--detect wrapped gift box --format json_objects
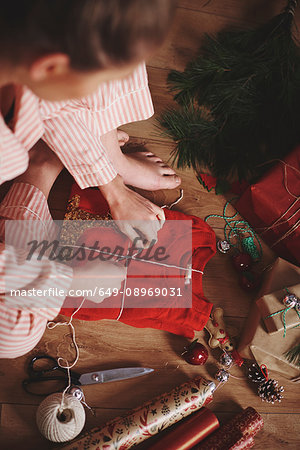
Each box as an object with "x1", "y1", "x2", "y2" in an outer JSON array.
[
  {"x1": 257, "y1": 285, "x2": 300, "y2": 335},
  {"x1": 238, "y1": 258, "x2": 300, "y2": 381},
  {"x1": 235, "y1": 146, "x2": 300, "y2": 265}
]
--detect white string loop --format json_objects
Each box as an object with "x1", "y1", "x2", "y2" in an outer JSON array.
[{"x1": 47, "y1": 297, "x2": 86, "y2": 410}]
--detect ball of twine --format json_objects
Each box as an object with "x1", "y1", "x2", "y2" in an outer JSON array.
[{"x1": 36, "y1": 393, "x2": 85, "y2": 443}]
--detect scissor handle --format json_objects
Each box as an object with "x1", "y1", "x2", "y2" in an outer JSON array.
[
  {"x1": 24, "y1": 355, "x2": 81, "y2": 396},
  {"x1": 22, "y1": 375, "x2": 69, "y2": 396},
  {"x1": 28, "y1": 355, "x2": 63, "y2": 376}
]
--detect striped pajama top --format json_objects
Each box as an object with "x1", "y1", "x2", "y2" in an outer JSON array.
[{"x1": 0, "y1": 62, "x2": 154, "y2": 312}]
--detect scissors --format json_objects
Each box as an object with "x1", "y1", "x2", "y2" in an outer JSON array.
[{"x1": 22, "y1": 355, "x2": 154, "y2": 396}]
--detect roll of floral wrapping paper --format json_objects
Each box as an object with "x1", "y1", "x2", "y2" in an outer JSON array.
[
  {"x1": 196, "y1": 407, "x2": 263, "y2": 450},
  {"x1": 61, "y1": 377, "x2": 215, "y2": 450},
  {"x1": 149, "y1": 407, "x2": 219, "y2": 450},
  {"x1": 231, "y1": 407, "x2": 263, "y2": 436},
  {"x1": 231, "y1": 434, "x2": 255, "y2": 450}
]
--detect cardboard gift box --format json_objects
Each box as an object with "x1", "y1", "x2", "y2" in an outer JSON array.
[
  {"x1": 257, "y1": 285, "x2": 300, "y2": 335},
  {"x1": 235, "y1": 146, "x2": 300, "y2": 265},
  {"x1": 238, "y1": 258, "x2": 300, "y2": 381}
]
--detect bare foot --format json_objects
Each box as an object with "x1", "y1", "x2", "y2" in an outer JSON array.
[
  {"x1": 102, "y1": 130, "x2": 181, "y2": 190},
  {"x1": 118, "y1": 151, "x2": 181, "y2": 190},
  {"x1": 15, "y1": 139, "x2": 63, "y2": 199}
]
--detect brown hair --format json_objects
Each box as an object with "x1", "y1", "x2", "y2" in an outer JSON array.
[{"x1": 0, "y1": 0, "x2": 177, "y2": 70}]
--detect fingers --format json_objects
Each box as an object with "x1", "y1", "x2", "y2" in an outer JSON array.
[
  {"x1": 118, "y1": 222, "x2": 141, "y2": 244},
  {"x1": 136, "y1": 203, "x2": 164, "y2": 246},
  {"x1": 138, "y1": 221, "x2": 159, "y2": 248},
  {"x1": 156, "y1": 208, "x2": 166, "y2": 228},
  {"x1": 118, "y1": 209, "x2": 163, "y2": 248},
  {"x1": 109, "y1": 186, "x2": 166, "y2": 247}
]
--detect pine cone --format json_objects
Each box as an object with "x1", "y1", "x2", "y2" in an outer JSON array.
[
  {"x1": 247, "y1": 363, "x2": 266, "y2": 383},
  {"x1": 258, "y1": 379, "x2": 284, "y2": 404}
]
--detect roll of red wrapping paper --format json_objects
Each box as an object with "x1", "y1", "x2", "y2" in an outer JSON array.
[
  {"x1": 60, "y1": 377, "x2": 215, "y2": 450},
  {"x1": 196, "y1": 407, "x2": 263, "y2": 450},
  {"x1": 149, "y1": 407, "x2": 219, "y2": 450}
]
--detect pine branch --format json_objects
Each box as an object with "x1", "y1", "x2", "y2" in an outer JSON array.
[
  {"x1": 158, "y1": 106, "x2": 218, "y2": 170},
  {"x1": 159, "y1": 0, "x2": 300, "y2": 183},
  {"x1": 284, "y1": 343, "x2": 300, "y2": 367}
]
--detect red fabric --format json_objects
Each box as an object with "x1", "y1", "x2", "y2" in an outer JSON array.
[
  {"x1": 70, "y1": 184, "x2": 110, "y2": 215},
  {"x1": 198, "y1": 173, "x2": 249, "y2": 195},
  {"x1": 235, "y1": 147, "x2": 300, "y2": 265},
  {"x1": 60, "y1": 185, "x2": 216, "y2": 338},
  {"x1": 198, "y1": 174, "x2": 217, "y2": 192}
]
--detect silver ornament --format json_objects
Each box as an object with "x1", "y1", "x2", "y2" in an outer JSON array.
[
  {"x1": 282, "y1": 294, "x2": 298, "y2": 308},
  {"x1": 67, "y1": 385, "x2": 84, "y2": 401},
  {"x1": 219, "y1": 352, "x2": 233, "y2": 367},
  {"x1": 215, "y1": 368, "x2": 230, "y2": 383},
  {"x1": 217, "y1": 240, "x2": 231, "y2": 254},
  {"x1": 207, "y1": 381, "x2": 217, "y2": 393}
]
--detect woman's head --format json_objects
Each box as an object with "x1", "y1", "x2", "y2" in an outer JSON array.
[{"x1": 0, "y1": 0, "x2": 177, "y2": 100}]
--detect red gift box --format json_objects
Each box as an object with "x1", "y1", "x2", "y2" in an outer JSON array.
[{"x1": 235, "y1": 147, "x2": 300, "y2": 265}]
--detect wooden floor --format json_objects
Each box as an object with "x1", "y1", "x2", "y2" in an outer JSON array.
[{"x1": 1, "y1": 1, "x2": 300, "y2": 449}]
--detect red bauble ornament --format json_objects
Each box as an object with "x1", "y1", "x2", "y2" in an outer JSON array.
[
  {"x1": 239, "y1": 271, "x2": 260, "y2": 291},
  {"x1": 183, "y1": 340, "x2": 209, "y2": 365},
  {"x1": 232, "y1": 252, "x2": 252, "y2": 272}
]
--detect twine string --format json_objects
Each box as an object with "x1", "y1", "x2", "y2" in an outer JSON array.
[
  {"x1": 228, "y1": 372, "x2": 247, "y2": 381},
  {"x1": 45, "y1": 240, "x2": 201, "y2": 409},
  {"x1": 11, "y1": 188, "x2": 197, "y2": 410},
  {"x1": 47, "y1": 297, "x2": 86, "y2": 410},
  {"x1": 264, "y1": 305, "x2": 300, "y2": 338},
  {"x1": 205, "y1": 200, "x2": 263, "y2": 260},
  {"x1": 281, "y1": 158, "x2": 299, "y2": 198},
  {"x1": 67, "y1": 244, "x2": 203, "y2": 324},
  {"x1": 115, "y1": 263, "x2": 128, "y2": 321},
  {"x1": 70, "y1": 243, "x2": 204, "y2": 274},
  {"x1": 258, "y1": 200, "x2": 299, "y2": 235},
  {"x1": 270, "y1": 218, "x2": 300, "y2": 248},
  {"x1": 161, "y1": 189, "x2": 184, "y2": 209},
  {"x1": 255, "y1": 158, "x2": 300, "y2": 237}
]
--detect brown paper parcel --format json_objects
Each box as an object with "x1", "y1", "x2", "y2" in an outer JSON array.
[
  {"x1": 238, "y1": 258, "x2": 300, "y2": 381},
  {"x1": 257, "y1": 285, "x2": 300, "y2": 335},
  {"x1": 261, "y1": 258, "x2": 300, "y2": 293}
]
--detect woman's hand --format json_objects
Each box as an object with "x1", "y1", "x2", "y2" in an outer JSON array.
[
  {"x1": 99, "y1": 175, "x2": 165, "y2": 247},
  {"x1": 69, "y1": 259, "x2": 126, "y2": 303}
]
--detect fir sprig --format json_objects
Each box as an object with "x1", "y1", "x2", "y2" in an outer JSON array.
[
  {"x1": 284, "y1": 343, "x2": 300, "y2": 367},
  {"x1": 159, "y1": 0, "x2": 300, "y2": 185}
]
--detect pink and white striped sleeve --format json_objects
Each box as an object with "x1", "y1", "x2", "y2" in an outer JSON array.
[
  {"x1": 40, "y1": 63, "x2": 154, "y2": 188},
  {"x1": 0, "y1": 86, "x2": 45, "y2": 185},
  {"x1": 0, "y1": 183, "x2": 73, "y2": 320}
]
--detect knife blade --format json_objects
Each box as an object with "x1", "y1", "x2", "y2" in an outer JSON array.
[{"x1": 79, "y1": 367, "x2": 154, "y2": 385}]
